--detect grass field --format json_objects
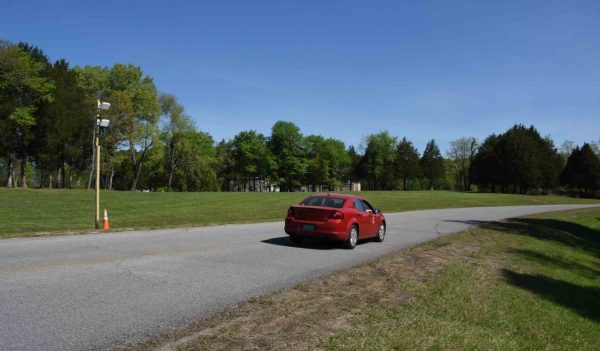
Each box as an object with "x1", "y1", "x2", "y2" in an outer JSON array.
[
  {"x1": 126, "y1": 207, "x2": 600, "y2": 351},
  {"x1": 0, "y1": 188, "x2": 599, "y2": 238}
]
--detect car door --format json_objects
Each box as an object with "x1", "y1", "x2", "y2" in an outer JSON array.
[
  {"x1": 352, "y1": 200, "x2": 371, "y2": 238},
  {"x1": 361, "y1": 200, "x2": 378, "y2": 236}
]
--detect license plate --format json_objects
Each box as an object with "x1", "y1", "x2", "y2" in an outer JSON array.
[{"x1": 302, "y1": 224, "x2": 315, "y2": 231}]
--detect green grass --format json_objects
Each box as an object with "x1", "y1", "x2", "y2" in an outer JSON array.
[
  {"x1": 0, "y1": 188, "x2": 598, "y2": 238},
  {"x1": 323, "y1": 208, "x2": 600, "y2": 350}
]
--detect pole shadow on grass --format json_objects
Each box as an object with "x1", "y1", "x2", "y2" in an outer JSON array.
[
  {"x1": 485, "y1": 218, "x2": 600, "y2": 257},
  {"x1": 507, "y1": 249, "x2": 600, "y2": 279},
  {"x1": 502, "y1": 269, "x2": 600, "y2": 323}
]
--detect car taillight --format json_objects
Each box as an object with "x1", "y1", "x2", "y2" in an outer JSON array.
[
  {"x1": 287, "y1": 207, "x2": 295, "y2": 218},
  {"x1": 331, "y1": 210, "x2": 344, "y2": 220}
]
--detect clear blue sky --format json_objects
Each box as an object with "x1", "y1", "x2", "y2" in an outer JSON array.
[{"x1": 2, "y1": 0, "x2": 599, "y2": 152}]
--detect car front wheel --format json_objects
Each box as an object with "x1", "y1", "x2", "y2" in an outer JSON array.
[{"x1": 345, "y1": 225, "x2": 358, "y2": 249}]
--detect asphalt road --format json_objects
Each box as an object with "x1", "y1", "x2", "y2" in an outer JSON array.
[{"x1": 0, "y1": 204, "x2": 597, "y2": 351}]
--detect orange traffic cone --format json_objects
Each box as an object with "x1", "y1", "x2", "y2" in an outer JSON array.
[{"x1": 102, "y1": 208, "x2": 110, "y2": 230}]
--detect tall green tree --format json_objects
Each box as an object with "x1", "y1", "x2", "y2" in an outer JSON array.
[
  {"x1": 361, "y1": 131, "x2": 396, "y2": 190},
  {"x1": 172, "y1": 130, "x2": 219, "y2": 191},
  {"x1": 230, "y1": 130, "x2": 276, "y2": 191},
  {"x1": 0, "y1": 44, "x2": 53, "y2": 187},
  {"x1": 268, "y1": 121, "x2": 307, "y2": 191},
  {"x1": 322, "y1": 138, "x2": 351, "y2": 189},
  {"x1": 470, "y1": 125, "x2": 562, "y2": 194},
  {"x1": 420, "y1": 139, "x2": 444, "y2": 190},
  {"x1": 470, "y1": 134, "x2": 501, "y2": 192},
  {"x1": 34, "y1": 59, "x2": 95, "y2": 188},
  {"x1": 110, "y1": 65, "x2": 160, "y2": 191},
  {"x1": 539, "y1": 136, "x2": 564, "y2": 194},
  {"x1": 303, "y1": 136, "x2": 349, "y2": 190},
  {"x1": 346, "y1": 145, "x2": 362, "y2": 182},
  {"x1": 304, "y1": 135, "x2": 329, "y2": 190},
  {"x1": 560, "y1": 143, "x2": 600, "y2": 198},
  {"x1": 75, "y1": 64, "x2": 161, "y2": 190},
  {"x1": 394, "y1": 137, "x2": 421, "y2": 190},
  {"x1": 447, "y1": 137, "x2": 477, "y2": 191},
  {"x1": 158, "y1": 93, "x2": 195, "y2": 190}
]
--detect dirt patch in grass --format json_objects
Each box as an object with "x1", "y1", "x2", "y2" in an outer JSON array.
[{"x1": 122, "y1": 235, "x2": 487, "y2": 351}]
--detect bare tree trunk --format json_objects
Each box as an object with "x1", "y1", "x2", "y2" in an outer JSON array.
[
  {"x1": 57, "y1": 166, "x2": 63, "y2": 188},
  {"x1": 168, "y1": 148, "x2": 177, "y2": 191},
  {"x1": 131, "y1": 155, "x2": 145, "y2": 191},
  {"x1": 168, "y1": 169, "x2": 174, "y2": 190},
  {"x1": 108, "y1": 164, "x2": 114, "y2": 190},
  {"x1": 130, "y1": 143, "x2": 152, "y2": 191},
  {"x1": 5, "y1": 158, "x2": 14, "y2": 188},
  {"x1": 20, "y1": 158, "x2": 27, "y2": 189},
  {"x1": 12, "y1": 170, "x2": 18, "y2": 187},
  {"x1": 48, "y1": 173, "x2": 53, "y2": 189}
]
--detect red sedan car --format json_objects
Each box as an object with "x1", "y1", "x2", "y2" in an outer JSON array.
[{"x1": 284, "y1": 194, "x2": 386, "y2": 249}]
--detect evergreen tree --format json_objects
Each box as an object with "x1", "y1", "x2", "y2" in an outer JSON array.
[
  {"x1": 420, "y1": 139, "x2": 444, "y2": 190},
  {"x1": 34, "y1": 59, "x2": 95, "y2": 188},
  {"x1": 560, "y1": 143, "x2": 600, "y2": 197},
  {"x1": 470, "y1": 125, "x2": 562, "y2": 194},
  {"x1": 394, "y1": 137, "x2": 421, "y2": 190}
]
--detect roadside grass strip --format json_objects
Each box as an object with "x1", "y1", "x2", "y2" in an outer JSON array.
[
  {"x1": 1, "y1": 188, "x2": 598, "y2": 238},
  {"x1": 123, "y1": 208, "x2": 600, "y2": 351}
]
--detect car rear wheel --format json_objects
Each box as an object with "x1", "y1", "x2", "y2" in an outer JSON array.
[
  {"x1": 289, "y1": 234, "x2": 304, "y2": 245},
  {"x1": 345, "y1": 225, "x2": 358, "y2": 249},
  {"x1": 375, "y1": 223, "x2": 386, "y2": 242}
]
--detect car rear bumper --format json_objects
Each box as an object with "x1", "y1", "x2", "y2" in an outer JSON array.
[{"x1": 284, "y1": 217, "x2": 348, "y2": 241}]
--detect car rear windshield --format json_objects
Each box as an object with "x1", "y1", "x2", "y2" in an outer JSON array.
[{"x1": 301, "y1": 196, "x2": 346, "y2": 208}]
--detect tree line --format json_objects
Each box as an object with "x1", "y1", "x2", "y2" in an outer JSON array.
[{"x1": 1, "y1": 42, "x2": 599, "y2": 197}]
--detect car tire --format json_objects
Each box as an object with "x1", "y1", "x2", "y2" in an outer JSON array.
[
  {"x1": 289, "y1": 234, "x2": 304, "y2": 245},
  {"x1": 345, "y1": 225, "x2": 358, "y2": 249},
  {"x1": 374, "y1": 222, "x2": 386, "y2": 242}
]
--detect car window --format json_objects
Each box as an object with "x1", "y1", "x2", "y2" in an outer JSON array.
[
  {"x1": 353, "y1": 200, "x2": 365, "y2": 212},
  {"x1": 362, "y1": 200, "x2": 374, "y2": 212},
  {"x1": 301, "y1": 196, "x2": 345, "y2": 208}
]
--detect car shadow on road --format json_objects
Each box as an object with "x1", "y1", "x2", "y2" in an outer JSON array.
[{"x1": 261, "y1": 236, "x2": 340, "y2": 250}]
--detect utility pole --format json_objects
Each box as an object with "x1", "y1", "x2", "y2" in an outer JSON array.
[{"x1": 95, "y1": 100, "x2": 111, "y2": 229}]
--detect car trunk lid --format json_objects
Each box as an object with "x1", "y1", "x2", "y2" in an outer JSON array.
[{"x1": 291, "y1": 206, "x2": 336, "y2": 222}]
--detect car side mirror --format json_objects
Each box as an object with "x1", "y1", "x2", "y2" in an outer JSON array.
[{"x1": 374, "y1": 208, "x2": 381, "y2": 214}]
